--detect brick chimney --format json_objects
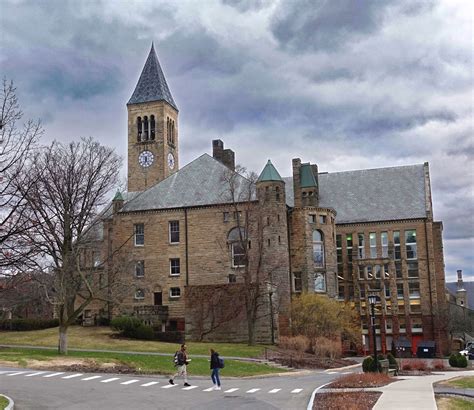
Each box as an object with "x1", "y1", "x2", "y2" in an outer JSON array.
[
  {"x1": 457, "y1": 269, "x2": 464, "y2": 288},
  {"x1": 212, "y1": 139, "x2": 235, "y2": 170}
]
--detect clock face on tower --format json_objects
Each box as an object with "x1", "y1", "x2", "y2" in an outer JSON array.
[
  {"x1": 167, "y1": 152, "x2": 175, "y2": 170},
  {"x1": 138, "y1": 150, "x2": 154, "y2": 168}
]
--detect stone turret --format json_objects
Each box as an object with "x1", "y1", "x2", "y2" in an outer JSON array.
[{"x1": 456, "y1": 269, "x2": 468, "y2": 308}]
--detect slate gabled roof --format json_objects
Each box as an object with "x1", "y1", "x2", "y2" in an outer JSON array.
[
  {"x1": 128, "y1": 44, "x2": 178, "y2": 110},
  {"x1": 258, "y1": 160, "x2": 283, "y2": 182},
  {"x1": 284, "y1": 164, "x2": 428, "y2": 224},
  {"x1": 122, "y1": 154, "x2": 254, "y2": 212}
]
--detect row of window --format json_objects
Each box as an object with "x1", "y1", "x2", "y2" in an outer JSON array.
[
  {"x1": 337, "y1": 230, "x2": 417, "y2": 264},
  {"x1": 134, "y1": 221, "x2": 179, "y2": 246},
  {"x1": 293, "y1": 271, "x2": 326, "y2": 293},
  {"x1": 308, "y1": 214, "x2": 327, "y2": 224},
  {"x1": 135, "y1": 288, "x2": 180, "y2": 300},
  {"x1": 135, "y1": 258, "x2": 181, "y2": 277},
  {"x1": 136, "y1": 116, "x2": 156, "y2": 142}
]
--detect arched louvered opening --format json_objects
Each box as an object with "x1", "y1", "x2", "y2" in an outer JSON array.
[
  {"x1": 143, "y1": 116, "x2": 149, "y2": 140},
  {"x1": 150, "y1": 115, "x2": 155, "y2": 140},
  {"x1": 137, "y1": 117, "x2": 142, "y2": 142}
]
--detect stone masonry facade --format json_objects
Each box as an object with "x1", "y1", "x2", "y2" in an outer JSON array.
[{"x1": 82, "y1": 45, "x2": 449, "y2": 351}]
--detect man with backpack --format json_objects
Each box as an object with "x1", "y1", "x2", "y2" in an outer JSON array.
[
  {"x1": 169, "y1": 344, "x2": 191, "y2": 386},
  {"x1": 210, "y1": 348, "x2": 224, "y2": 390}
]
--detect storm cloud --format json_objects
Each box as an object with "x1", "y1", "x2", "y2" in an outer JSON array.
[{"x1": 0, "y1": 0, "x2": 472, "y2": 282}]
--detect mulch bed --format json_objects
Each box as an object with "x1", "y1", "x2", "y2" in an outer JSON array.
[
  {"x1": 264, "y1": 348, "x2": 357, "y2": 369},
  {"x1": 325, "y1": 372, "x2": 394, "y2": 389},
  {"x1": 313, "y1": 392, "x2": 382, "y2": 410}
]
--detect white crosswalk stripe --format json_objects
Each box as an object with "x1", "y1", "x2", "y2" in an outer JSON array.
[
  {"x1": 182, "y1": 385, "x2": 198, "y2": 390},
  {"x1": 26, "y1": 371, "x2": 47, "y2": 377},
  {"x1": 291, "y1": 388, "x2": 303, "y2": 393},
  {"x1": 62, "y1": 373, "x2": 83, "y2": 379},
  {"x1": 326, "y1": 371, "x2": 338, "y2": 374},
  {"x1": 101, "y1": 377, "x2": 120, "y2": 383},
  {"x1": 7, "y1": 371, "x2": 27, "y2": 376},
  {"x1": 224, "y1": 388, "x2": 239, "y2": 393},
  {"x1": 202, "y1": 387, "x2": 215, "y2": 392},
  {"x1": 246, "y1": 388, "x2": 260, "y2": 393},
  {"x1": 141, "y1": 381, "x2": 159, "y2": 387},
  {"x1": 121, "y1": 379, "x2": 139, "y2": 385},
  {"x1": 161, "y1": 384, "x2": 177, "y2": 389},
  {"x1": 82, "y1": 376, "x2": 102, "y2": 381},
  {"x1": 0, "y1": 371, "x2": 11, "y2": 375},
  {"x1": 268, "y1": 388, "x2": 281, "y2": 394},
  {"x1": 44, "y1": 372, "x2": 64, "y2": 378}
]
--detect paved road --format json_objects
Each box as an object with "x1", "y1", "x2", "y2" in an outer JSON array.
[{"x1": 0, "y1": 365, "x2": 359, "y2": 410}]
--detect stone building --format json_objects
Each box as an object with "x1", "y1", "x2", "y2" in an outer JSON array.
[{"x1": 87, "y1": 45, "x2": 449, "y2": 351}]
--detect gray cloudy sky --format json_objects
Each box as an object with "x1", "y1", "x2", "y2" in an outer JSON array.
[{"x1": 1, "y1": 0, "x2": 472, "y2": 282}]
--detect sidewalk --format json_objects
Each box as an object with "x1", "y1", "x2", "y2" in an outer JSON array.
[{"x1": 373, "y1": 370, "x2": 474, "y2": 410}]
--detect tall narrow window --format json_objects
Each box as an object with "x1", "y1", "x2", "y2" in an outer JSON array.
[
  {"x1": 231, "y1": 242, "x2": 246, "y2": 268},
  {"x1": 405, "y1": 230, "x2": 417, "y2": 260},
  {"x1": 374, "y1": 264, "x2": 381, "y2": 279},
  {"x1": 336, "y1": 235, "x2": 343, "y2": 275},
  {"x1": 137, "y1": 117, "x2": 142, "y2": 142},
  {"x1": 397, "y1": 283, "x2": 404, "y2": 299},
  {"x1": 275, "y1": 186, "x2": 280, "y2": 201},
  {"x1": 134, "y1": 224, "x2": 144, "y2": 246},
  {"x1": 358, "y1": 265, "x2": 365, "y2": 280},
  {"x1": 170, "y1": 258, "x2": 180, "y2": 276},
  {"x1": 172, "y1": 121, "x2": 175, "y2": 145},
  {"x1": 312, "y1": 230, "x2": 324, "y2": 267},
  {"x1": 409, "y1": 282, "x2": 420, "y2": 298},
  {"x1": 381, "y1": 232, "x2": 388, "y2": 257},
  {"x1": 228, "y1": 227, "x2": 247, "y2": 268},
  {"x1": 293, "y1": 272, "x2": 302, "y2": 293},
  {"x1": 150, "y1": 115, "x2": 155, "y2": 140},
  {"x1": 169, "y1": 221, "x2": 180, "y2": 244},
  {"x1": 143, "y1": 116, "x2": 149, "y2": 140},
  {"x1": 369, "y1": 232, "x2": 377, "y2": 258},
  {"x1": 395, "y1": 262, "x2": 402, "y2": 279},
  {"x1": 135, "y1": 260, "x2": 145, "y2": 277},
  {"x1": 393, "y1": 231, "x2": 401, "y2": 260},
  {"x1": 358, "y1": 233, "x2": 365, "y2": 259},
  {"x1": 314, "y1": 272, "x2": 326, "y2": 292},
  {"x1": 407, "y1": 261, "x2": 419, "y2": 278},
  {"x1": 346, "y1": 234, "x2": 353, "y2": 263},
  {"x1": 366, "y1": 265, "x2": 373, "y2": 279}
]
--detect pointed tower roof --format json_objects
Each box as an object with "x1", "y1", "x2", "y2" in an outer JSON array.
[
  {"x1": 113, "y1": 190, "x2": 124, "y2": 201},
  {"x1": 258, "y1": 160, "x2": 283, "y2": 182},
  {"x1": 128, "y1": 43, "x2": 178, "y2": 110}
]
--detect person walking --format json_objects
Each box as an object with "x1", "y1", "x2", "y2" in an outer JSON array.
[
  {"x1": 210, "y1": 348, "x2": 222, "y2": 391},
  {"x1": 169, "y1": 344, "x2": 191, "y2": 386}
]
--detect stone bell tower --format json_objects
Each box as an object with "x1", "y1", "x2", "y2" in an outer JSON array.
[{"x1": 127, "y1": 44, "x2": 179, "y2": 192}]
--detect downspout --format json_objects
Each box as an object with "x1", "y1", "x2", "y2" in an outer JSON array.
[{"x1": 185, "y1": 208, "x2": 189, "y2": 286}]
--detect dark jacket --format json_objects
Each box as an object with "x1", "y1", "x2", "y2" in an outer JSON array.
[{"x1": 210, "y1": 352, "x2": 220, "y2": 370}]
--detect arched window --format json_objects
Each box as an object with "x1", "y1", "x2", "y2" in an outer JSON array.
[
  {"x1": 171, "y1": 120, "x2": 175, "y2": 145},
  {"x1": 313, "y1": 230, "x2": 324, "y2": 267},
  {"x1": 137, "y1": 117, "x2": 142, "y2": 142},
  {"x1": 166, "y1": 118, "x2": 170, "y2": 143},
  {"x1": 143, "y1": 116, "x2": 149, "y2": 140},
  {"x1": 150, "y1": 115, "x2": 155, "y2": 140},
  {"x1": 228, "y1": 227, "x2": 247, "y2": 268}
]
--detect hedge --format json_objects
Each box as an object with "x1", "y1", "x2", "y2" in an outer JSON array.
[
  {"x1": 0, "y1": 318, "x2": 59, "y2": 331},
  {"x1": 449, "y1": 353, "x2": 468, "y2": 368}
]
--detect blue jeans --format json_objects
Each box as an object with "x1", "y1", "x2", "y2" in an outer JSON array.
[{"x1": 211, "y1": 368, "x2": 220, "y2": 386}]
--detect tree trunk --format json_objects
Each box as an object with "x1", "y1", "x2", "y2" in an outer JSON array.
[{"x1": 58, "y1": 325, "x2": 68, "y2": 355}]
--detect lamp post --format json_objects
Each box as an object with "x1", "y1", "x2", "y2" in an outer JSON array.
[{"x1": 368, "y1": 294, "x2": 378, "y2": 371}]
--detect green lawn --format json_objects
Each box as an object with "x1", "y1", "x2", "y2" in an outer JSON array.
[
  {"x1": 0, "y1": 347, "x2": 284, "y2": 377},
  {"x1": 436, "y1": 396, "x2": 474, "y2": 410},
  {"x1": 0, "y1": 396, "x2": 8, "y2": 410},
  {"x1": 0, "y1": 326, "x2": 267, "y2": 358},
  {"x1": 443, "y1": 376, "x2": 474, "y2": 389}
]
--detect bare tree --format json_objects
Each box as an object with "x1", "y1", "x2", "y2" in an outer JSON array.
[
  {"x1": 0, "y1": 79, "x2": 42, "y2": 270},
  {"x1": 220, "y1": 165, "x2": 289, "y2": 345},
  {"x1": 18, "y1": 138, "x2": 122, "y2": 354}
]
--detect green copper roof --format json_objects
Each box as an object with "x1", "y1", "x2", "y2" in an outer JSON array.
[
  {"x1": 300, "y1": 164, "x2": 317, "y2": 188},
  {"x1": 113, "y1": 190, "x2": 124, "y2": 201},
  {"x1": 258, "y1": 160, "x2": 283, "y2": 182}
]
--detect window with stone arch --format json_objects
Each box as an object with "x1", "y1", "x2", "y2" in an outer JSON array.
[
  {"x1": 312, "y1": 230, "x2": 325, "y2": 268},
  {"x1": 228, "y1": 226, "x2": 247, "y2": 268},
  {"x1": 150, "y1": 115, "x2": 155, "y2": 140},
  {"x1": 143, "y1": 116, "x2": 149, "y2": 140},
  {"x1": 137, "y1": 117, "x2": 142, "y2": 142}
]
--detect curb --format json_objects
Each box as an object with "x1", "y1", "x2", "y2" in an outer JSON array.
[
  {"x1": 307, "y1": 382, "x2": 330, "y2": 410},
  {"x1": 0, "y1": 394, "x2": 14, "y2": 410},
  {"x1": 324, "y1": 363, "x2": 361, "y2": 372}
]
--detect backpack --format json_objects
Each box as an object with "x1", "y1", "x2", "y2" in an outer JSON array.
[
  {"x1": 218, "y1": 357, "x2": 225, "y2": 369},
  {"x1": 174, "y1": 351, "x2": 185, "y2": 366}
]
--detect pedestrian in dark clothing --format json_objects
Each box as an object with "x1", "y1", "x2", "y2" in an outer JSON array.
[{"x1": 210, "y1": 348, "x2": 221, "y2": 390}]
